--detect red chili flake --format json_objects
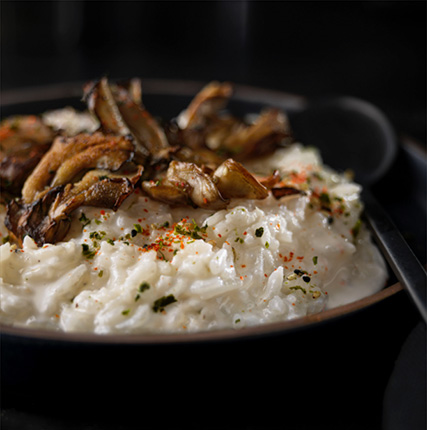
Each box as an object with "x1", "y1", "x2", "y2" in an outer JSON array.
[
  {"x1": 243, "y1": 231, "x2": 247, "y2": 236},
  {"x1": 264, "y1": 273, "x2": 268, "y2": 278},
  {"x1": 218, "y1": 233, "x2": 222, "y2": 238},
  {"x1": 283, "y1": 251, "x2": 294, "y2": 262},
  {"x1": 296, "y1": 256, "x2": 304, "y2": 261},
  {"x1": 290, "y1": 171, "x2": 307, "y2": 184},
  {"x1": 100, "y1": 210, "x2": 105, "y2": 215},
  {"x1": 241, "y1": 264, "x2": 246, "y2": 268},
  {"x1": 143, "y1": 209, "x2": 148, "y2": 213}
]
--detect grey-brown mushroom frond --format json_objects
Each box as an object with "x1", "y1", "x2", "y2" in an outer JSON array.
[
  {"x1": 2, "y1": 76, "x2": 299, "y2": 247},
  {"x1": 0, "y1": 115, "x2": 55, "y2": 202},
  {"x1": 6, "y1": 132, "x2": 142, "y2": 246}
]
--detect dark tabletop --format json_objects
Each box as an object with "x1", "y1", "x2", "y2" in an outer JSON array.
[{"x1": 1, "y1": 2, "x2": 426, "y2": 429}]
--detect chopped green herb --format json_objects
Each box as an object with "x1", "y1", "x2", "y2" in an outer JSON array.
[
  {"x1": 158, "y1": 249, "x2": 168, "y2": 261},
  {"x1": 174, "y1": 221, "x2": 205, "y2": 240},
  {"x1": 135, "y1": 294, "x2": 140, "y2": 302},
  {"x1": 174, "y1": 224, "x2": 187, "y2": 235},
  {"x1": 106, "y1": 238, "x2": 115, "y2": 246},
  {"x1": 133, "y1": 223, "x2": 143, "y2": 234},
  {"x1": 98, "y1": 270, "x2": 104, "y2": 278},
  {"x1": 235, "y1": 319, "x2": 241, "y2": 324},
  {"x1": 122, "y1": 309, "x2": 130, "y2": 316},
  {"x1": 152, "y1": 294, "x2": 177, "y2": 313},
  {"x1": 79, "y1": 213, "x2": 91, "y2": 228},
  {"x1": 312, "y1": 256, "x2": 318, "y2": 265},
  {"x1": 89, "y1": 231, "x2": 106, "y2": 240},
  {"x1": 98, "y1": 175, "x2": 109, "y2": 180},
  {"x1": 2, "y1": 235, "x2": 10, "y2": 244},
  {"x1": 351, "y1": 219, "x2": 362, "y2": 238},
  {"x1": 191, "y1": 219, "x2": 207, "y2": 233},
  {"x1": 138, "y1": 282, "x2": 150, "y2": 293},
  {"x1": 319, "y1": 192, "x2": 331, "y2": 205},
  {"x1": 265, "y1": 241, "x2": 270, "y2": 249},
  {"x1": 290, "y1": 285, "x2": 307, "y2": 294},
  {"x1": 81, "y1": 243, "x2": 96, "y2": 259},
  {"x1": 255, "y1": 227, "x2": 264, "y2": 237}
]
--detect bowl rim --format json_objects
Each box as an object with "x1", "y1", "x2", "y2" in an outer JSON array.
[
  {"x1": 0, "y1": 283, "x2": 403, "y2": 344},
  {"x1": 0, "y1": 78, "x2": 307, "y2": 110},
  {"x1": 0, "y1": 78, "x2": 403, "y2": 344}
]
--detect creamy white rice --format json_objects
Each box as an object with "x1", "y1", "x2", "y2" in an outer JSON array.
[{"x1": 0, "y1": 144, "x2": 387, "y2": 334}]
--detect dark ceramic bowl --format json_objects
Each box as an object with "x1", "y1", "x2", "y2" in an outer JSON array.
[{"x1": 1, "y1": 81, "x2": 420, "y2": 429}]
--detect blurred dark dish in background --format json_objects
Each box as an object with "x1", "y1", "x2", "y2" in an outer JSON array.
[{"x1": 1, "y1": 1, "x2": 425, "y2": 143}]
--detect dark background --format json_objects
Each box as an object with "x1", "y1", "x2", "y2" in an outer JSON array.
[
  {"x1": 1, "y1": 2, "x2": 426, "y2": 430},
  {"x1": 1, "y1": 0, "x2": 426, "y2": 143}
]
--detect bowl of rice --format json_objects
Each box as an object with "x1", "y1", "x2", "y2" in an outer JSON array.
[{"x1": 0, "y1": 78, "x2": 400, "y2": 344}]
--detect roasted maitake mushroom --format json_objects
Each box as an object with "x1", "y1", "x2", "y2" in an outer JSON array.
[
  {"x1": 6, "y1": 133, "x2": 142, "y2": 245},
  {"x1": 3, "y1": 77, "x2": 301, "y2": 246},
  {"x1": 0, "y1": 115, "x2": 55, "y2": 201}
]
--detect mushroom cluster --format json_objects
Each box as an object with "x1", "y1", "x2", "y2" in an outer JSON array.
[{"x1": 3, "y1": 78, "x2": 300, "y2": 246}]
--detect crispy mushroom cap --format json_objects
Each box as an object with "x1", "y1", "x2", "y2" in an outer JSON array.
[
  {"x1": 84, "y1": 77, "x2": 170, "y2": 164},
  {"x1": 177, "y1": 81, "x2": 233, "y2": 130},
  {"x1": 21, "y1": 132, "x2": 134, "y2": 204},
  {"x1": 142, "y1": 161, "x2": 228, "y2": 209},
  {"x1": 213, "y1": 159, "x2": 269, "y2": 200},
  {"x1": 218, "y1": 108, "x2": 292, "y2": 160},
  {"x1": 6, "y1": 167, "x2": 143, "y2": 246},
  {"x1": 0, "y1": 115, "x2": 55, "y2": 199}
]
